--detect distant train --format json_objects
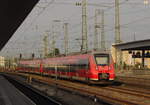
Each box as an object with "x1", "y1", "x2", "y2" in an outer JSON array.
[{"x1": 17, "y1": 51, "x2": 115, "y2": 83}]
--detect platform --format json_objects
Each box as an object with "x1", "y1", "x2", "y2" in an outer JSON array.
[
  {"x1": 116, "y1": 69, "x2": 150, "y2": 79},
  {"x1": 0, "y1": 75, "x2": 35, "y2": 105}
]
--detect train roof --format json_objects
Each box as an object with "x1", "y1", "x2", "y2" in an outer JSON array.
[
  {"x1": 55, "y1": 50, "x2": 110, "y2": 56},
  {"x1": 19, "y1": 50, "x2": 111, "y2": 62}
]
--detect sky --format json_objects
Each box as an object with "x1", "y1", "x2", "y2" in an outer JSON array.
[{"x1": 1, "y1": 0, "x2": 150, "y2": 58}]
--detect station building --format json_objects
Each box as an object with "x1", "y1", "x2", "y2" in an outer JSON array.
[{"x1": 111, "y1": 39, "x2": 150, "y2": 70}]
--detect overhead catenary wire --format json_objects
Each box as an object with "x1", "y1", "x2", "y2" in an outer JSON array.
[
  {"x1": 1, "y1": 0, "x2": 55, "y2": 56},
  {"x1": 1, "y1": 0, "x2": 150, "y2": 57}
]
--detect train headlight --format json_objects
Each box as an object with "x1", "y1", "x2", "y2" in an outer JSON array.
[
  {"x1": 96, "y1": 66, "x2": 98, "y2": 70},
  {"x1": 109, "y1": 66, "x2": 112, "y2": 70}
]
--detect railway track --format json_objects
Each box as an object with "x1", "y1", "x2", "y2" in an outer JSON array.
[
  {"x1": 2, "y1": 74, "x2": 61, "y2": 105},
  {"x1": 4, "y1": 72, "x2": 150, "y2": 105},
  {"x1": 101, "y1": 86, "x2": 150, "y2": 99},
  {"x1": 117, "y1": 76, "x2": 150, "y2": 88}
]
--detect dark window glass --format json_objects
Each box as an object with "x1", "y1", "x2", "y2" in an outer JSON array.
[{"x1": 95, "y1": 54, "x2": 109, "y2": 66}]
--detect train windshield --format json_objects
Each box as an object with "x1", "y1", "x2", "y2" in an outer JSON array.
[{"x1": 95, "y1": 54, "x2": 109, "y2": 66}]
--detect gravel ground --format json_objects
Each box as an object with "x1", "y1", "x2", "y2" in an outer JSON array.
[
  {"x1": 31, "y1": 80, "x2": 110, "y2": 105},
  {"x1": 4, "y1": 73, "x2": 111, "y2": 105}
]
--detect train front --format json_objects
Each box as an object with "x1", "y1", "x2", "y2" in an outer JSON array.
[{"x1": 90, "y1": 53, "x2": 115, "y2": 81}]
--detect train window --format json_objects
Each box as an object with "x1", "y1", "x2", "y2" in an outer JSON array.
[
  {"x1": 78, "y1": 58, "x2": 89, "y2": 69},
  {"x1": 95, "y1": 54, "x2": 109, "y2": 66}
]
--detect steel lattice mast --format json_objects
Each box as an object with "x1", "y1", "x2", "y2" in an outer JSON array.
[
  {"x1": 101, "y1": 9, "x2": 106, "y2": 50},
  {"x1": 63, "y1": 23, "x2": 69, "y2": 55},
  {"x1": 94, "y1": 9, "x2": 100, "y2": 50},
  {"x1": 81, "y1": 0, "x2": 88, "y2": 52},
  {"x1": 115, "y1": 0, "x2": 121, "y2": 44}
]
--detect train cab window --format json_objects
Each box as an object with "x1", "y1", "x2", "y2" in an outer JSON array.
[{"x1": 95, "y1": 54, "x2": 109, "y2": 66}]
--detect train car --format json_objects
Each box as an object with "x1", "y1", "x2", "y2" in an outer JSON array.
[
  {"x1": 17, "y1": 59, "x2": 42, "y2": 73},
  {"x1": 17, "y1": 51, "x2": 115, "y2": 83}
]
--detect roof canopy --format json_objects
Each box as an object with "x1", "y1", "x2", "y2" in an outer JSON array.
[
  {"x1": 0, "y1": 0, "x2": 39, "y2": 50},
  {"x1": 113, "y1": 39, "x2": 150, "y2": 50}
]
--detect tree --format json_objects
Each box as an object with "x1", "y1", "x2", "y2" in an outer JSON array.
[
  {"x1": 47, "y1": 48, "x2": 60, "y2": 57},
  {"x1": 54, "y1": 48, "x2": 60, "y2": 55}
]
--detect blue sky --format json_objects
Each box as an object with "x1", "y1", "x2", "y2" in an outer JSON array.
[{"x1": 1, "y1": 0, "x2": 150, "y2": 58}]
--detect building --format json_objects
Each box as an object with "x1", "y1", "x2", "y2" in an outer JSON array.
[
  {"x1": 112, "y1": 39, "x2": 150, "y2": 70},
  {"x1": 0, "y1": 56, "x2": 5, "y2": 67}
]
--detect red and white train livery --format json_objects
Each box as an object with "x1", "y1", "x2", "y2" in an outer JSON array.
[{"x1": 17, "y1": 51, "x2": 115, "y2": 82}]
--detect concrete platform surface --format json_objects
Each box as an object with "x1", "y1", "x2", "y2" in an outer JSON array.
[{"x1": 0, "y1": 75, "x2": 35, "y2": 105}]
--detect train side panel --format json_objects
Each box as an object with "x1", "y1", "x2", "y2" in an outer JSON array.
[
  {"x1": 42, "y1": 55, "x2": 90, "y2": 81},
  {"x1": 17, "y1": 52, "x2": 115, "y2": 82}
]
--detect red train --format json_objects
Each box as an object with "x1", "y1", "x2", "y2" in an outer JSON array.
[{"x1": 17, "y1": 51, "x2": 115, "y2": 83}]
